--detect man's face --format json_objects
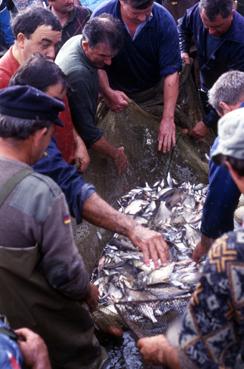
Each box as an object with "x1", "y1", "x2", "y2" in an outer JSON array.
[
  {"x1": 120, "y1": 0, "x2": 152, "y2": 25},
  {"x1": 200, "y1": 9, "x2": 233, "y2": 37},
  {"x1": 21, "y1": 25, "x2": 61, "y2": 61},
  {"x1": 50, "y1": 0, "x2": 74, "y2": 14},
  {"x1": 82, "y1": 41, "x2": 116, "y2": 69}
]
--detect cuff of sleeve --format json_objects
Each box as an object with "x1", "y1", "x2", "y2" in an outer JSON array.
[
  {"x1": 78, "y1": 183, "x2": 96, "y2": 220},
  {"x1": 202, "y1": 109, "x2": 219, "y2": 128}
]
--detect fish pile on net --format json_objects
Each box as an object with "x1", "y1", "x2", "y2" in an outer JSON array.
[{"x1": 92, "y1": 175, "x2": 208, "y2": 338}]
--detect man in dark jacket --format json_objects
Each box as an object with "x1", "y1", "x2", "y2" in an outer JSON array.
[{"x1": 178, "y1": 0, "x2": 244, "y2": 138}]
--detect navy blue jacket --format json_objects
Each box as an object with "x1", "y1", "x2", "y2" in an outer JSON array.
[
  {"x1": 33, "y1": 138, "x2": 95, "y2": 223},
  {"x1": 201, "y1": 137, "x2": 240, "y2": 239},
  {"x1": 178, "y1": 4, "x2": 244, "y2": 91},
  {"x1": 93, "y1": 0, "x2": 181, "y2": 93}
]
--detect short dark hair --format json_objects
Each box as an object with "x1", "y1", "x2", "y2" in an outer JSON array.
[
  {"x1": 10, "y1": 54, "x2": 68, "y2": 92},
  {"x1": 12, "y1": 7, "x2": 62, "y2": 39},
  {"x1": 83, "y1": 14, "x2": 124, "y2": 52},
  {"x1": 213, "y1": 154, "x2": 244, "y2": 177},
  {"x1": 122, "y1": 0, "x2": 153, "y2": 10},
  {"x1": 199, "y1": 0, "x2": 233, "y2": 20},
  {"x1": 0, "y1": 115, "x2": 52, "y2": 140}
]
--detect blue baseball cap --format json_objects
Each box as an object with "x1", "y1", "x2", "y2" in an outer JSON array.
[{"x1": 0, "y1": 85, "x2": 65, "y2": 127}]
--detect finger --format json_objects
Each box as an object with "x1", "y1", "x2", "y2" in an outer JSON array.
[
  {"x1": 147, "y1": 243, "x2": 159, "y2": 268},
  {"x1": 156, "y1": 241, "x2": 169, "y2": 265},
  {"x1": 162, "y1": 135, "x2": 170, "y2": 153},
  {"x1": 141, "y1": 245, "x2": 150, "y2": 266}
]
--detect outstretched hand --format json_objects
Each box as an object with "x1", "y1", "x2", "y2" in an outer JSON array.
[{"x1": 128, "y1": 224, "x2": 169, "y2": 267}]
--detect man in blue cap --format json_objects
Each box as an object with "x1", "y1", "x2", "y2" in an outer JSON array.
[
  {"x1": 0, "y1": 85, "x2": 107, "y2": 369},
  {"x1": 138, "y1": 107, "x2": 244, "y2": 369}
]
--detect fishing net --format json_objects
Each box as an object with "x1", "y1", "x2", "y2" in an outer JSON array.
[{"x1": 114, "y1": 295, "x2": 190, "y2": 339}]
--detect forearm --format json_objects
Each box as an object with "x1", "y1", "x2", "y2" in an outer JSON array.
[
  {"x1": 83, "y1": 192, "x2": 136, "y2": 236},
  {"x1": 162, "y1": 72, "x2": 179, "y2": 121},
  {"x1": 98, "y1": 69, "x2": 112, "y2": 98},
  {"x1": 92, "y1": 136, "x2": 118, "y2": 160},
  {"x1": 164, "y1": 345, "x2": 181, "y2": 369}
]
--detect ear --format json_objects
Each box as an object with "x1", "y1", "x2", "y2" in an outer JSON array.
[
  {"x1": 16, "y1": 33, "x2": 27, "y2": 49},
  {"x1": 32, "y1": 127, "x2": 49, "y2": 147},
  {"x1": 224, "y1": 160, "x2": 240, "y2": 181},
  {"x1": 219, "y1": 101, "x2": 232, "y2": 115},
  {"x1": 82, "y1": 40, "x2": 89, "y2": 52}
]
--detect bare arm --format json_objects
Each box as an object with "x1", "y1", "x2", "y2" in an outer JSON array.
[
  {"x1": 158, "y1": 72, "x2": 179, "y2": 153},
  {"x1": 83, "y1": 192, "x2": 169, "y2": 266},
  {"x1": 98, "y1": 69, "x2": 129, "y2": 112},
  {"x1": 73, "y1": 129, "x2": 90, "y2": 172},
  {"x1": 92, "y1": 136, "x2": 128, "y2": 175}
]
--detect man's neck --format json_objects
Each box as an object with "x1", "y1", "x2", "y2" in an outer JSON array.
[
  {"x1": 0, "y1": 140, "x2": 30, "y2": 165},
  {"x1": 12, "y1": 43, "x2": 25, "y2": 66},
  {"x1": 51, "y1": 7, "x2": 70, "y2": 27}
]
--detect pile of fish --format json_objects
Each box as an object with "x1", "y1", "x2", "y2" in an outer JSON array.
[{"x1": 93, "y1": 175, "x2": 208, "y2": 329}]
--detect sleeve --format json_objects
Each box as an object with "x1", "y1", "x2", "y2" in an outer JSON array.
[
  {"x1": 200, "y1": 159, "x2": 240, "y2": 239},
  {"x1": 179, "y1": 233, "x2": 240, "y2": 369},
  {"x1": 40, "y1": 191, "x2": 90, "y2": 300},
  {"x1": 0, "y1": 6, "x2": 14, "y2": 48},
  {"x1": 158, "y1": 13, "x2": 182, "y2": 77},
  {"x1": 67, "y1": 70, "x2": 103, "y2": 148},
  {"x1": 177, "y1": 7, "x2": 194, "y2": 54},
  {"x1": 33, "y1": 137, "x2": 96, "y2": 224}
]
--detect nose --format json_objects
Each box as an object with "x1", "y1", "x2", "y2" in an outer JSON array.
[{"x1": 45, "y1": 46, "x2": 56, "y2": 61}]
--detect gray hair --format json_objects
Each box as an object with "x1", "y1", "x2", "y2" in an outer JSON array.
[
  {"x1": 199, "y1": 0, "x2": 233, "y2": 20},
  {"x1": 208, "y1": 70, "x2": 244, "y2": 114},
  {"x1": 0, "y1": 115, "x2": 52, "y2": 140}
]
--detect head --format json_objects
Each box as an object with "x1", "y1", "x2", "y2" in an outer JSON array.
[
  {"x1": 199, "y1": 0, "x2": 234, "y2": 36},
  {"x1": 119, "y1": 0, "x2": 153, "y2": 25},
  {"x1": 10, "y1": 54, "x2": 67, "y2": 100},
  {"x1": 212, "y1": 108, "x2": 244, "y2": 193},
  {"x1": 12, "y1": 7, "x2": 62, "y2": 61},
  {"x1": 82, "y1": 14, "x2": 124, "y2": 68},
  {"x1": 0, "y1": 85, "x2": 64, "y2": 163},
  {"x1": 208, "y1": 70, "x2": 244, "y2": 116},
  {"x1": 48, "y1": 0, "x2": 75, "y2": 15}
]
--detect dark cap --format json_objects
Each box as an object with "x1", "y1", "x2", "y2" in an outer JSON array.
[{"x1": 0, "y1": 85, "x2": 65, "y2": 126}]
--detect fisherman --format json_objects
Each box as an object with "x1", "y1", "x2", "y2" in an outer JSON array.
[
  {"x1": 138, "y1": 107, "x2": 244, "y2": 369},
  {"x1": 193, "y1": 70, "x2": 244, "y2": 262},
  {"x1": 56, "y1": 14, "x2": 129, "y2": 175},
  {"x1": 92, "y1": 0, "x2": 182, "y2": 153},
  {"x1": 178, "y1": 0, "x2": 244, "y2": 139},
  {"x1": 0, "y1": 316, "x2": 51, "y2": 369},
  {"x1": 0, "y1": 85, "x2": 107, "y2": 369},
  {"x1": 0, "y1": 8, "x2": 168, "y2": 264},
  {"x1": 0, "y1": 6, "x2": 90, "y2": 172},
  {"x1": 48, "y1": 0, "x2": 91, "y2": 50}
]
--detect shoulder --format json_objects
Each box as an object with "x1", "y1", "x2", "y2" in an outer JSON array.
[
  {"x1": 10, "y1": 172, "x2": 64, "y2": 223},
  {"x1": 151, "y1": 3, "x2": 177, "y2": 32},
  {"x1": 75, "y1": 5, "x2": 91, "y2": 17},
  {"x1": 0, "y1": 48, "x2": 19, "y2": 88},
  {"x1": 93, "y1": 0, "x2": 117, "y2": 16}
]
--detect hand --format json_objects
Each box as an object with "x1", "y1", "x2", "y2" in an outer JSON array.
[
  {"x1": 84, "y1": 283, "x2": 99, "y2": 312},
  {"x1": 73, "y1": 134, "x2": 90, "y2": 172},
  {"x1": 104, "y1": 90, "x2": 129, "y2": 112},
  {"x1": 182, "y1": 121, "x2": 209, "y2": 140},
  {"x1": 192, "y1": 234, "x2": 214, "y2": 262},
  {"x1": 113, "y1": 146, "x2": 128, "y2": 175},
  {"x1": 181, "y1": 52, "x2": 191, "y2": 65},
  {"x1": 158, "y1": 117, "x2": 176, "y2": 153},
  {"x1": 138, "y1": 335, "x2": 170, "y2": 365},
  {"x1": 128, "y1": 224, "x2": 169, "y2": 267},
  {"x1": 15, "y1": 328, "x2": 51, "y2": 369}
]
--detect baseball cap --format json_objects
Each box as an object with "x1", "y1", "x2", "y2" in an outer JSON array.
[{"x1": 211, "y1": 107, "x2": 244, "y2": 160}]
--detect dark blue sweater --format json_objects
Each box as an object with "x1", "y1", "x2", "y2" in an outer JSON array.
[{"x1": 93, "y1": 0, "x2": 182, "y2": 93}]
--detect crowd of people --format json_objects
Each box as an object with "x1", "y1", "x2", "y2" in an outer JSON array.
[{"x1": 0, "y1": 0, "x2": 244, "y2": 368}]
